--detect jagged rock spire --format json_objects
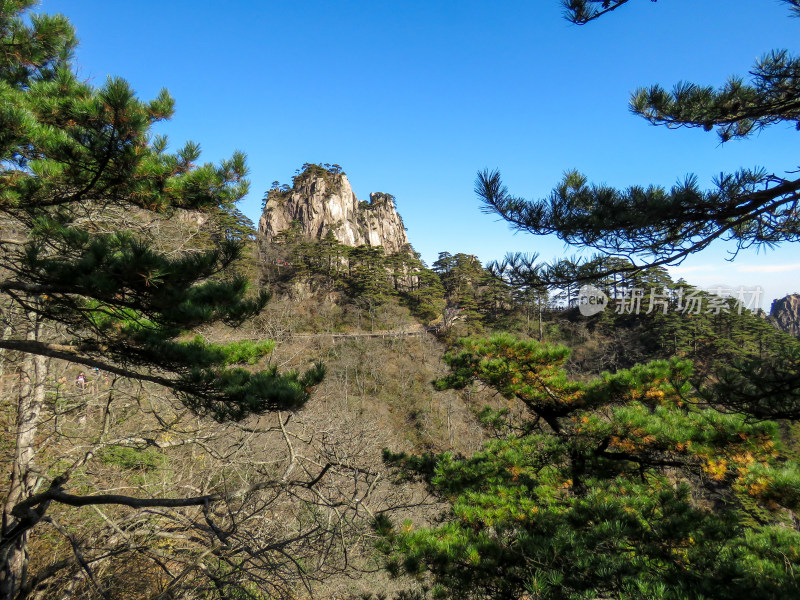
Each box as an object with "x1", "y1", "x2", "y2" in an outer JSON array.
[{"x1": 259, "y1": 164, "x2": 411, "y2": 254}]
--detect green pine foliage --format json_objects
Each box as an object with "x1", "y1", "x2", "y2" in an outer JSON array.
[
  {"x1": 479, "y1": 1, "x2": 800, "y2": 273},
  {"x1": 432, "y1": 252, "x2": 508, "y2": 333},
  {"x1": 706, "y1": 345, "x2": 800, "y2": 422},
  {"x1": 0, "y1": 1, "x2": 323, "y2": 418},
  {"x1": 383, "y1": 5, "x2": 800, "y2": 593},
  {"x1": 98, "y1": 445, "x2": 166, "y2": 471},
  {"x1": 0, "y1": 2, "x2": 75, "y2": 88},
  {"x1": 348, "y1": 245, "x2": 396, "y2": 305},
  {"x1": 262, "y1": 222, "x2": 447, "y2": 325},
  {"x1": 485, "y1": 253, "x2": 800, "y2": 380},
  {"x1": 380, "y1": 335, "x2": 800, "y2": 599}
]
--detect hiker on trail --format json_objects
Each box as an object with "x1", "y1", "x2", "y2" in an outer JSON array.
[{"x1": 76, "y1": 372, "x2": 86, "y2": 391}]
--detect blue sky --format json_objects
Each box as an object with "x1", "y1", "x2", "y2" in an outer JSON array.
[{"x1": 40, "y1": 0, "x2": 799, "y2": 308}]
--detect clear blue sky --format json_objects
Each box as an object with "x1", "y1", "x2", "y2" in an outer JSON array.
[{"x1": 40, "y1": 0, "x2": 799, "y2": 308}]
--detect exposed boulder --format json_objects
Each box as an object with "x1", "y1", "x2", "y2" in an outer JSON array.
[{"x1": 770, "y1": 293, "x2": 800, "y2": 337}]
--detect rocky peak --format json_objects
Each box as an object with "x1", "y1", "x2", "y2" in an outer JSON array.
[
  {"x1": 258, "y1": 164, "x2": 411, "y2": 255},
  {"x1": 770, "y1": 293, "x2": 800, "y2": 337}
]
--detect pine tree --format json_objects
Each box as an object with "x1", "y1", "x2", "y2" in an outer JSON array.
[
  {"x1": 380, "y1": 335, "x2": 800, "y2": 599},
  {"x1": 473, "y1": 1, "x2": 800, "y2": 420},
  {"x1": 347, "y1": 245, "x2": 394, "y2": 306},
  {"x1": 477, "y1": 0, "x2": 800, "y2": 273},
  {"x1": 433, "y1": 253, "x2": 487, "y2": 331},
  {"x1": 486, "y1": 253, "x2": 551, "y2": 338},
  {"x1": 378, "y1": 4, "x2": 800, "y2": 596},
  {"x1": 0, "y1": 3, "x2": 323, "y2": 595},
  {"x1": 406, "y1": 266, "x2": 446, "y2": 323}
]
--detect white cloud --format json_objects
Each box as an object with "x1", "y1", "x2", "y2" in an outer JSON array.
[
  {"x1": 737, "y1": 263, "x2": 800, "y2": 274},
  {"x1": 667, "y1": 265, "x2": 715, "y2": 274}
]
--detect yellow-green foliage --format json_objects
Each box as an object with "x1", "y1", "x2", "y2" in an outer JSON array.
[
  {"x1": 382, "y1": 335, "x2": 800, "y2": 600},
  {"x1": 98, "y1": 445, "x2": 167, "y2": 471}
]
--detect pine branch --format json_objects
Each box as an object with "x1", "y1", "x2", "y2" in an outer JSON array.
[
  {"x1": 0, "y1": 337, "x2": 173, "y2": 387},
  {"x1": 563, "y1": 0, "x2": 645, "y2": 25},
  {"x1": 477, "y1": 168, "x2": 800, "y2": 274}
]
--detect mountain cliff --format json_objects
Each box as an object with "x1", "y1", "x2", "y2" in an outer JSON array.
[
  {"x1": 770, "y1": 293, "x2": 800, "y2": 337},
  {"x1": 259, "y1": 164, "x2": 411, "y2": 254}
]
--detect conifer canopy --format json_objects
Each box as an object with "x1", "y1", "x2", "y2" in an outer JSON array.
[
  {"x1": 0, "y1": 0, "x2": 323, "y2": 421},
  {"x1": 381, "y1": 335, "x2": 800, "y2": 599}
]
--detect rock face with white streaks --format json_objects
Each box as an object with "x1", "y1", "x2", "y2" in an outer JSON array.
[
  {"x1": 258, "y1": 165, "x2": 411, "y2": 255},
  {"x1": 770, "y1": 294, "x2": 800, "y2": 337}
]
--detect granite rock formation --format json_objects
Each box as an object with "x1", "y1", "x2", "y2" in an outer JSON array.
[
  {"x1": 259, "y1": 165, "x2": 411, "y2": 255},
  {"x1": 770, "y1": 293, "x2": 800, "y2": 337}
]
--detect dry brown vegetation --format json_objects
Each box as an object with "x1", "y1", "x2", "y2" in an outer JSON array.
[{"x1": 0, "y1": 283, "x2": 489, "y2": 599}]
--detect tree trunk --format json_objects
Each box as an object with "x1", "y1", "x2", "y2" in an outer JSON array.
[
  {"x1": 1, "y1": 315, "x2": 48, "y2": 600},
  {"x1": 537, "y1": 298, "x2": 544, "y2": 341},
  {"x1": 0, "y1": 302, "x2": 16, "y2": 394}
]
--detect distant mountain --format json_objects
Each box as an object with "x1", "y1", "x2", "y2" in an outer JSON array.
[
  {"x1": 770, "y1": 293, "x2": 800, "y2": 337},
  {"x1": 259, "y1": 164, "x2": 412, "y2": 255}
]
